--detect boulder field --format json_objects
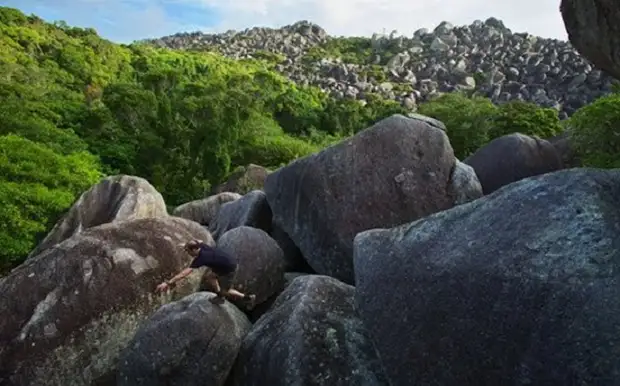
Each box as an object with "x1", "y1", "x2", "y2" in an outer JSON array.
[{"x1": 2, "y1": 113, "x2": 618, "y2": 385}]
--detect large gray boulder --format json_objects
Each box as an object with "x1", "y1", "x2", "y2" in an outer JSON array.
[
  {"x1": 117, "y1": 292, "x2": 251, "y2": 386},
  {"x1": 209, "y1": 190, "x2": 272, "y2": 240},
  {"x1": 561, "y1": 0, "x2": 620, "y2": 80},
  {"x1": 172, "y1": 192, "x2": 241, "y2": 226},
  {"x1": 354, "y1": 168, "x2": 620, "y2": 385},
  {"x1": 229, "y1": 275, "x2": 389, "y2": 386},
  {"x1": 265, "y1": 114, "x2": 481, "y2": 284},
  {"x1": 464, "y1": 133, "x2": 563, "y2": 194},
  {"x1": 28, "y1": 175, "x2": 168, "y2": 258},
  {"x1": 0, "y1": 217, "x2": 211, "y2": 386}
]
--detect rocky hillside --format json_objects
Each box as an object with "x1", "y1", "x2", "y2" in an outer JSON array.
[{"x1": 146, "y1": 18, "x2": 615, "y2": 119}]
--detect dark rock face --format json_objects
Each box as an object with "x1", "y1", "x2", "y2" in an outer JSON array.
[
  {"x1": 269, "y1": 223, "x2": 314, "y2": 273},
  {"x1": 0, "y1": 217, "x2": 211, "y2": 386},
  {"x1": 284, "y1": 272, "x2": 310, "y2": 287},
  {"x1": 28, "y1": 174, "x2": 168, "y2": 258},
  {"x1": 209, "y1": 190, "x2": 272, "y2": 240},
  {"x1": 548, "y1": 130, "x2": 581, "y2": 168},
  {"x1": 229, "y1": 275, "x2": 389, "y2": 386},
  {"x1": 265, "y1": 114, "x2": 473, "y2": 284},
  {"x1": 464, "y1": 133, "x2": 563, "y2": 194},
  {"x1": 117, "y1": 292, "x2": 251, "y2": 386},
  {"x1": 354, "y1": 168, "x2": 620, "y2": 385},
  {"x1": 212, "y1": 226, "x2": 287, "y2": 312},
  {"x1": 561, "y1": 0, "x2": 620, "y2": 80}
]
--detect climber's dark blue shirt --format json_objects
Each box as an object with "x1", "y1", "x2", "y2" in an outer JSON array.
[{"x1": 189, "y1": 244, "x2": 237, "y2": 275}]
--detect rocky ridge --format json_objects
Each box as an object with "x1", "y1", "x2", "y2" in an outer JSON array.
[{"x1": 145, "y1": 18, "x2": 615, "y2": 118}]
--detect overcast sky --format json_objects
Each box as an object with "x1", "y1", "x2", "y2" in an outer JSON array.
[{"x1": 2, "y1": 0, "x2": 568, "y2": 43}]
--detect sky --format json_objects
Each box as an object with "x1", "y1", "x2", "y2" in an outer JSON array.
[{"x1": 2, "y1": 0, "x2": 568, "y2": 43}]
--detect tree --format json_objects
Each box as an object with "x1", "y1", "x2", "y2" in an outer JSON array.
[
  {"x1": 0, "y1": 134, "x2": 102, "y2": 270},
  {"x1": 417, "y1": 93, "x2": 498, "y2": 159}
]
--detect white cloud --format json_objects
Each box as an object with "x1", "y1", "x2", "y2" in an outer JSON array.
[
  {"x1": 189, "y1": 0, "x2": 567, "y2": 40},
  {"x1": 8, "y1": 0, "x2": 568, "y2": 42}
]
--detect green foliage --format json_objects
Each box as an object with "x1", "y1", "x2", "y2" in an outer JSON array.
[
  {"x1": 232, "y1": 113, "x2": 336, "y2": 168},
  {"x1": 272, "y1": 85, "x2": 325, "y2": 135},
  {"x1": 303, "y1": 35, "x2": 407, "y2": 66},
  {"x1": 491, "y1": 100, "x2": 563, "y2": 139},
  {"x1": 0, "y1": 134, "x2": 102, "y2": 270},
  {"x1": 417, "y1": 94, "x2": 563, "y2": 159},
  {"x1": 569, "y1": 93, "x2": 620, "y2": 168},
  {"x1": 304, "y1": 37, "x2": 373, "y2": 65},
  {"x1": 417, "y1": 93, "x2": 498, "y2": 159},
  {"x1": 237, "y1": 134, "x2": 320, "y2": 169},
  {"x1": 319, "y1": 96, "x2": 408, "y2": 137},
  {"x1": 251, "y1": 50, "x2": 286, "y2": 64},
  {"x1": 360, "y1": 65, "x2": 388, "y2": 82},
  {"x1": 0, "y1": 6, "x2": 29, "y2": 25}
]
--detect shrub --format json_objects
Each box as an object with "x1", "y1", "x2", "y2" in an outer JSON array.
[
  {"x1": 236, "y1": 135, "x2": 320, "y2": 169},
  {"x1": 417, "y1": 95, "x2": 564, "y2": 159},
  {"x1": 491, "y1": 100, "x2": 563, "y2": 139},
  {"x1": 417, "y1": 93, "x2": 498, "y2": 159},
  {"x1": 569, "y1": 93, "x2": 620, "y2": 168}
]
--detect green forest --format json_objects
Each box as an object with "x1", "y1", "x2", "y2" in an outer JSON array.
[{"x1": 1, "y1": 6, "x2": 619, "y2": 273}]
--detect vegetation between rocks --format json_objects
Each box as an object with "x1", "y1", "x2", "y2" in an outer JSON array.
[{"x1": 0, "y1": 5, "x2": 618, "y2": 272}]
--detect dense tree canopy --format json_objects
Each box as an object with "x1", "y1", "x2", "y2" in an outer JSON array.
[{"x1": 0, "y1": 134, "x2": 102, "y2": 269}]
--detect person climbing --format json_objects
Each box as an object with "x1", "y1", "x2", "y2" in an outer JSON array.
[{"x1": 155, "y1": 239, "x2": 256, "y2": 306}]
